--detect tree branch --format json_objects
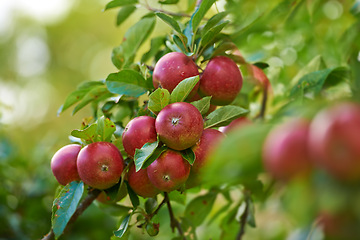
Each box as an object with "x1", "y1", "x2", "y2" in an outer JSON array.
[
  {"x1": 236, "y1": 195, "x2": 250, "y2": 240},
  {"x1": 41, "y1": 189, "x2": 101, "y2": 240},
  {"x1": 164, "y1": 192, "x2": 186, "y2": 240}
]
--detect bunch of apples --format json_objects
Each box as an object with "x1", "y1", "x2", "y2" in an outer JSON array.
[{"x1": 50, "y1": 51, "x2": 244, "y2": 198}]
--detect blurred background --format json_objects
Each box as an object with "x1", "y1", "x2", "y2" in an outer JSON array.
[{"x1": 0, "y1": 0, "x2": 359, "y2": 239}]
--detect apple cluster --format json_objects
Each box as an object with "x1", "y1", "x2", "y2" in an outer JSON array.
[{"x1": 262, "y1": 101, "x2": 360, "y2": 182}]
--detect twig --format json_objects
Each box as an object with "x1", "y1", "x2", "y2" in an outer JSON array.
[
  {"x1": 148, "y1": 196, "x2": 167, "y2": 219},
  {"x1": 258, "y1": 85, "x2": 268, "y2": 120},
  {"x1": 41, "y1": 189, "x2": 101, "y2": 240},
  {"x1": 236, "y1": 194, "x2": 250, "y2": 240},
  {"x1": 164, "y1": 192, "x2": 186, "y2": 240}
]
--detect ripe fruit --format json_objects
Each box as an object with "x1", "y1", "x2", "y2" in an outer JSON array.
[
  {"x1": 186, "y1": 129, "x2": 225, "y2": 188},
  {"x1": 127, "y1": 163, "x2": 160, "y2": 198},
  {"x1": 122, "y1": 116, "x2": 157, "y2": 157},
  {"x1": 250, "y1": 64, "x2": 270, "y2": 90},
  {"x1": 51, "y1": 144, "x2": 81, "y2": 185},
  {"x1": 155, "y1": 102, "x2": 203, "y2": 151},
  {"x1": 199, "y1": 56, "x2": 243, "y2": 106},
  {"x1": 153, "y1": 52, "x2": 199, "y2": 98},
  {"x1": 308, "y1": 102, "x2": 360, "y2": 181},
  {"x1": 147, "y1": 149, "x2": 190, "y2": 192},
  {"x1": 218, "y1": 117, "x2": 251, "y2": 134},
  {"x1": 262, "y1": 119, "x2": 312, "y2": 181},
  {"x1": 77, "y1": 142, "x2": 124, "y2": 189}
]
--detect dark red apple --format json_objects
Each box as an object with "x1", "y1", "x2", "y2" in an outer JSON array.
[
  {"x1": 147, "y1": 149, "x2": 190, "y2": 192},
  {"x1": 77, "y1": 142, "x2": 124, "y2": 189},
  {"x1": 186, "y1": 129, "x2": 225, "y2": 188},
  {"x1": 262, "y1": 118, "x2": 312, "y2": 181},
  {"x1": 127, "y1": 163, "x2": 160, "y2": 198},
  {"x1": 218, "y1": 117, "x2": 251, "y2": 134},
  {"x1": 155, "y1": 102, "x2": 203, "y2": 151},
  {"x1": 153, "y1": 52, "x2": 199, "y2": 98},
  {"x1": 250, "y1": 64, "x2": 270, "y2": 90},
  {"x1": 122, "y1": 116, "x2": 157, "y2": 157},
  {"x1": 199, "y1": 56, "x2": 243, "y2": 106},
  {"x1": 308, "y1": 102, "x2": 360, "y2": 181},
  {"x1": 51, "y1": 144, "x2": 81, "y2": 185}
]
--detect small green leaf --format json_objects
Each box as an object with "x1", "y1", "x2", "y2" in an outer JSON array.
[
  {"x1": 191, "y1": 96, "x2": 212, "y2": 115},
  {"x1": 95, "y1": 202, "x2": 132, "y2": 216},
  {"x1": 134, "y1": 140, "x2": 159, "y2": 171},
  {"x1": 106, "y1": 70, "x2": 149, "y2": 97},
  {"x1": 148, "y1": 88, "x2": 171, "y2": 114},
  {"x1": 114, "y1": 213, "x2": 132, "y2": 237},
  {"x1": 145, "y1": 198, "x2": 158, "y2": 214},
  {"x1": 97, "y1": 116, "x2": 116, "y2": 142},
  {"x1": 168, "y1": 191, "x2": 186, "y2": 205},
  {"x1": 71, "y1": 124, "x2": 98, "y2": 143},
  {"x1": 52, "y1": 181, "x2": 84, "y2": 239},
  {"x1": 72, "y1": 86, "x2": 112, "y2": 115},
  {"x1": 141, "y1": 36, "x2": 165, "y2": 63},
  {"x1": 246, "y1": 197, "x2": 256, "y2": 228},
  {"x1": 192, "y1": 0, "x2": 217, "y2": 32},
  {"x1": 170, "y1": 75, "x2": 200, "y2": 103},
  {"x1": 184, "y1": 192, "x2": 217, "y2": 226},
  {"x1": 105, "y1": 0, "x2": 138, "y2": 10},
  {"x1": 204, "y1": 106, "x2": 249, "y2": 129},
  {"x1": 142, "y1": 145, "x2": 168, "y2": 169},
  {"x1": 290, "y1": 55, "x2": 325, "y2": 86},
  {"x1": 200, "y1": 21, "x2": 229, "y2": 49},
  {"x1": 116, "y1": 5, "x2": 137, "y2": 26},
  {"x1": 125, "y1": 182, "x2": 140, "y2": 208},
  {"x1": 156, "y1": 12, "x2": 182, "y2": 34},
  {"x1": 173, "y1": 34, "x2": 188, "y2": 53},
  {"x1": 158, "y1": 0, "x2": 179, "y2": 4},
  {"x1": 181, "y1": 148, "x2": 196, "y2": 165},
  {"x1": 201, "y1": 12, "x2": 228, "y2": 37}
]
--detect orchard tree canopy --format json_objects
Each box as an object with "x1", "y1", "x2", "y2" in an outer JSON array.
[{"x1": 0, "y1": 0, "x2": 360, "y2": 240}]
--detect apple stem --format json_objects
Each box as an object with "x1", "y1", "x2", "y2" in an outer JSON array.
[
  {"x1": 259, "y1": 85, "x2": 268, "y2": 120},
  {"x1": 164, "y1": 192, "x2": 186, "y2": 240},
  {"x1": 41, "y1": 188, "x2": 101, "y2": 240}
]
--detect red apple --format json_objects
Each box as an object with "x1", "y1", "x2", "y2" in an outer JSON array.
[
  {"x1": 77, "y1": 142, "x2": 124, "y2": 189},
  {"x1": 127, "y1": 163, "x2": 160, "y2": 198},
  {"x1": 308, "y1": 102, "x2": 360, "y2": 181},
  {"x1": 199, "y1": 56, "x2": 243, "y2": 106},
  {"x1": 153, "y1": 52, "x2": 199, "y2": 98},
  {"x1": 250, "y1": 64, "x2": 270, "y2": 90},
  {"x1": 186, "y1": 129, "x2": 225, "y2": 188},
  {"x1": 155, "y1": 102, "x2": 203, "y2": 151},
  {"x1": 262, "y1": 118, "x2": 312, "y2": 181},
  {"x1": 218, "y1": 117, "x2": 251, "y2": 134},
  {"x1": 51, "y1": 144, "x2": 81, "y2": 185},
  {"x1": 122, "y1": 116, "x2": 157, "y2": 157},
  {"x1": 147, "y1": 149, "x2": 190, "y2": 192}
]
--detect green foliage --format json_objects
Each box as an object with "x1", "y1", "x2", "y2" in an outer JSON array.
[
  {"x1": 106, "y1": 70, "x2": 150, "y2": 97},
  {"x1": 191, "y1": 96, "x2": 212, "y2": 115},
  {"x1": 204, "y1": 106, "x2": 249, "y2": 129},
  {"x1": 169, "y1": 75, "x2": 200, "y2": 103},
  {"x1": 184, "y1": 191, "x2": 217, "y2": 226},
  {"x1": 114, "y1": 213, "x2": 132, "y2": 237},
  {"x1": 180, "y1": 148, "x2": 196, "y2": 165},
  {"x1": 148, "y1": 88, "x2": 170, "y2": 114}
]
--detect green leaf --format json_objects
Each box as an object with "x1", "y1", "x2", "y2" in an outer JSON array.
[
  {"x1": 114, "y1": 213, "x2": 132, "y2": 237},
  {"x1": 181, "y1": 148, "x2": 196, "y2": 165},
  {"x1": 141, "y1": 36, "x2": 165, "y2": 63},
  {"x1": 116, "y1": 5, "x2": 137, "y2": 26},
  {"x1": 173, "y1": 34, "x2": 188, "y2": 53},
  {"x1": 52, "y1": 181, "x2": 84, "y2": 239},
  {"x1": 112, "y1": 16, "x2": 156, "y2": 69},
  {"x1": 168, "y1": 191, "x2": 186, "y2": 205},
  {"x1": 145, "y1": 198, "x2": 158, "y2": 214},
  {"x1": 192, "y1": 0, "x2": 217, "y2": 32},
  {"x1": 156, "y1": 12, "x2": 182, "y2": 34},
  {"x1": 184, "y1": 192, "x2": 217, "y2": 226},
  {"x1": 170, "y1": 75, "x2": 200, "y2": 103},
  {"x1": 105, "y1": 0, "x2": 138, "y2": 10},
  {"x1": 125, "y1": 182, "x2": 140, "y2": 208},
  {"x1": 290, "y1": 55, "x2": 325, "y2": 86},
  {"x1": 158, "y1": 0, "x2": 179, "y2": 4},
  {"x1": 201, "y1": 12, "x2": 228, "y2": 37},
  {"x1": 200, "y1": 21, "x2": 229, "y2": 48},
  {"x1": 142, "y1": 145, "x2": 168, "y2": 169},
  {"x1": 290, "y1": 67, "x2": 349, "y2": 98},
  {"x1": 97, "y1": 116, "x2": 116, "y2": 142},
  {"x1": 106, "y1": 70, "x2": 149, "y2": 97},
  {"x1": 95, "y1": 202, "x2": 132, "y2": 216},
  {"x1": 72, "y1": 86, "x2": 112, "y2": 115},
  {"x1": 246, "y1": 197, "x2": 256, "y2": 228},
  {"x1": 191, "y1": 96, "x2": 212, "y2": 115},
  {"x1": 58, "y1": 81, "x2": 104, "y2": 115},
  {"x1": 71, "y1": 124, "x2": 98, "y2": 143},
  {"x1": 204, "y1": 106, "x2": 249, "y2": 129},
  {"x1": 148, "y1": 88, "x2": 170, "y2": 114},
  {"x1": 134, "y1": 140, "x2": 159, "y2": 172}
]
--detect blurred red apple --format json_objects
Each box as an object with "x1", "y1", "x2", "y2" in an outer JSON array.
[
  {"x1": 155, "y1": 102, "x2": 203, "y2": 151},
  {"x1": 250, "y1": 64, "x2": 270, "y2": 90},
  {"x1": 51, "y1": 144, "x2": 81, "y2": 185},
  {"x1": 127, "y1": 163, "x2": 160, "y2": 198},
  {"x1": 77, "y1": 142, "x2": 124, "y2": 189},
  {"x1": 199, "y1": 56, "x2": 243, "y2": 106},
  {"x1": 122, "y1": 116, "x2": 157, "y2": 158}
]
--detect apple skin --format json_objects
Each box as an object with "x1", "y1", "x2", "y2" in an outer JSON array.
[
  {"x1": 51, "y1": 144, "x2": 81, "y2": 185},
  {"x1": 218, "y1": 117, "x2": 251, "y2": 134},
  {"x1": 199, "y1": 56, "x2": 243, "y2": 106},
  {"x1": 318, "y1": 211, "x2": 360, "y2": 239},
  {"x1": 262, "y1": 119, "x2": 312, "y2": 181},
  {"x1": 153, "y1": 52, "x2": 199, "y2": 99},
  {"x1": 127, "y1": 163, "x2": 160, "y2": 198},
  {"x1": 308, "y1": 102, "x2": 360, "y2": 181},
  {"x1": 250, "y1": 65, "x2": 270, "y2": 90},
  {"x1": 155, "y1": 102, "x2": 203, "y2": 151},
  {"x1": 147, "y1": 149, "x2": 190, "y2": 192},
  {"x1": 186, "y1": 129, "x2": 225, "y2": 188},
  {"x1": 122, "y1": 116, "x2": 157, "y2": 158},
  {"x1": 77, "y1": 142, "x2": 124, "y2": 190}
]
